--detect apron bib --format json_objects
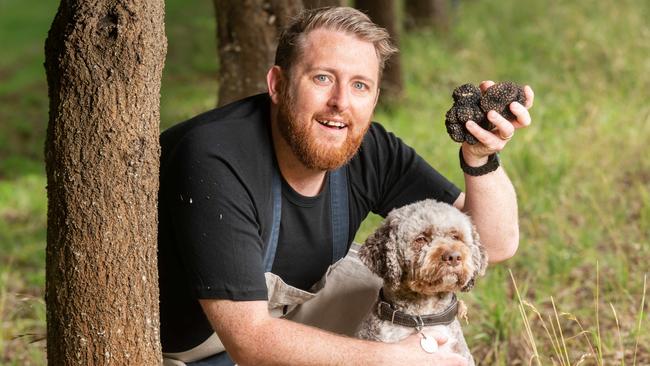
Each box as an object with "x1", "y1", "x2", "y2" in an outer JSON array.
[{"x1": 163, "y1": 168, "x2": 382, "y2": 365}]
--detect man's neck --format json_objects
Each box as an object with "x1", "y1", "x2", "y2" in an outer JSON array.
[{"x1": 270, "y1": 109, "x2": 327, "y2": 197}]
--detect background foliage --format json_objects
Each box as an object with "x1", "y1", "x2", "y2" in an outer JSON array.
[{"x1": 0, "y1": 0, "x2": 648, "y2": 364}]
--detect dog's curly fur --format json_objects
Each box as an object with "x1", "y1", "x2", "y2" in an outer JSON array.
[{"x1": 356, "y1": 199, "x2": 488, "y2": 365}]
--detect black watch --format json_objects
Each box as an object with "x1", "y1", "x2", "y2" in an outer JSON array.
[{"x1": 459, "y1": 148, "x2": 500, "y2": 176}]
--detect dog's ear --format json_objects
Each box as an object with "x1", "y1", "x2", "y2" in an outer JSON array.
[
  {"x1": 461, "y1": 223, "x2": 488, "y2": 292},
  {"x1": 358, "y1": 218, "x2": 402, "y2": 288}
]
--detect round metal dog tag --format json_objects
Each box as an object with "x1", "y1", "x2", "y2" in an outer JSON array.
[{"x1": 420, "y1": 334, "x2": 438, "y2": 354}]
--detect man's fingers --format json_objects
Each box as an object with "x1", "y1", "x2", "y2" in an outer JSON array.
[
  {"x1": 524, "y1": 85, "x2": 534, "y2": 108},
  {"x1": 435, "y1": 353, "x2": 469, "y2": 366},
  {"x1": 407, "y1": 331, "x2": 449, "y2": 346},
  {"x1": 466, "y1": 118, "x2": 509, "y2": 152},
  {"x1": 466, "y1": 121, "x2": 495, "y2": 143},
  {"x1": 488, "y1": 110, "x2": 516, "y2": 139},
  {"x1": 467, "y1": 120, "x2": 504, "y2": 151},
  {"x1": 480, "y1": 81, "x2": 534, "y2": 108},
  {"x1": 508, "y1": 102, "x2": 532, "y2": 128},
  {"x1": 427, "y1": 332, "x2": 449, "y2": 346},
  {"x1": 479, "y1": 80, "x2": 495, "y2": 93}
]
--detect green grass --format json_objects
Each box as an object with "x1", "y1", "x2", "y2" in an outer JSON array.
[{"x1": 1, "y1": 0, "x2": 649, "y2": 364}]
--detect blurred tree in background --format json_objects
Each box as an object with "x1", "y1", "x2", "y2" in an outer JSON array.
[
  {"x1": 213, "y1": 0, "x2": 303, "y2": 106},
  {"x1": 404, "y1": 0, "x2": 450, "y2": 33},
  {"x1": 303, "y1": 0, "x2": 344, "y2": 8},
  {"x1": 355, "y1": 0, "x2": 404, "y2": 101}
]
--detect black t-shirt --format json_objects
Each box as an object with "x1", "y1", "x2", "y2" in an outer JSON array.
[{"x1": 158, "y1": 93, "x2": 461, "y2": 352}]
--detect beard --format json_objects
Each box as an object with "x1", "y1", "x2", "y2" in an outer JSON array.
[{"x1": 276, "y1": 86, "x2": 370, "y2": 171}]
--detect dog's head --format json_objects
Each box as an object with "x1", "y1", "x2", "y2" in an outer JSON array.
[{"x1": 359, "y1": 199, "x2": 487, "y2": 295}]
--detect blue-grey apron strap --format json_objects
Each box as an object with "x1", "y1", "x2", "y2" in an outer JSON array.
[
  {"x1": 184, "y1": 351, "x2": 235, "y2": 366},
  {"x1": 263, "y1": 167, "x2": 282, "y2": 272},
  {"x1": 202, "y1": 167, "x2": 282, "y2": 366},
  {"x1": 330, "y1": 167, "x2": 349, "y2": 264}
]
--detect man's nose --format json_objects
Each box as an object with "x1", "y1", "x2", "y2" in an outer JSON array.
[{"x1": 327, "y1": 83, "x2": 350, "y2": 111}]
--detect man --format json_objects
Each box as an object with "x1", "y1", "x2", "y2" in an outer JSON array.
[{"x1": 158, "y1": 6, "x2": 533, "y2": 366}]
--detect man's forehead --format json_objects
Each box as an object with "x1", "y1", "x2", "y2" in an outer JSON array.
[{"x1": 296, "y1": 28, "x2": 380, "y2": 80}]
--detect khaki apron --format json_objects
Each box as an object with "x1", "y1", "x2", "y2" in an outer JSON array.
[
  {"x1": 162, "y1": 243, "x2": 382, "y2": 365},
  {"x1": 163, "y1": 169, "x2": 382, "y2": 365}
]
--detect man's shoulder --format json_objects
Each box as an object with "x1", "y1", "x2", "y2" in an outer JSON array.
[
  {"x1": 348, "y1": 121, "x2": 414, "y2": 178},
  {"x1": 159, "y1": 93, "x2": 274, "y2": 176},
  {"x1": 357, "y1": 121, "x2": 402, "y2": 156},
  {"x1": 161, "y1": 93, "x2": 271, "y2": 151}
]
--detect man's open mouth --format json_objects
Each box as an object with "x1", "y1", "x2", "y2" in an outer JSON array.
[{"x1": 317, "y1": 119, "x2": 347, "y2": 129}]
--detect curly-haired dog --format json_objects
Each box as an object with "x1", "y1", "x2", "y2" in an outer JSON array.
[{"x1": 356, "y1": 199, "x2": 487, "y2": 365}]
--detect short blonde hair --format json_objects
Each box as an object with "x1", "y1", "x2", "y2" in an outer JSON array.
[{"x1": 274, "y1": 7, "x2": 398, "y2": 79}]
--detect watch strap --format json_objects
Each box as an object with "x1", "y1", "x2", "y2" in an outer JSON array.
[{"x1": 459, "y1": 148, "x2": 500, "y2": 176}]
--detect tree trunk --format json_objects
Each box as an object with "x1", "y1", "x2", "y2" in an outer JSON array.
[
  {"x1": 214, "y1": 0, "x2": 303, "y2": 107},
  {"x1": 303, "y1": 0, "x2": 345, "y2": 8},
  {"x1": 404, "y1": 0, "x2": 449, "y2": 32},
  {"x1": 355, "y1": 0, "x2": 404, "y2": 101},
  {"x1": 44, "y1": 0, "x2": 166, "y2": 364}
]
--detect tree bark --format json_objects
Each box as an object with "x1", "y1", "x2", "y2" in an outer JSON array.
[
  {"x1": 44, "y1": 0, "x2": 166, "y2": 364},
  {"x1": 355, "y1": 0, "x2": 404, "y2": 101},
  {"x1": 214, "y1": 0, "x2": 303, "y2": 107},
  {"x1": 404, "y1": 0, "x2": 449, "y2": 32},
  {"x1": 303, "y1": 0, "x2": 345, "y2": 8}
]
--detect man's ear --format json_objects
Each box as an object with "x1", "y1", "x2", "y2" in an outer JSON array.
[{"x1": 266, "y1": 65, "x2": 284, "y2": 105}]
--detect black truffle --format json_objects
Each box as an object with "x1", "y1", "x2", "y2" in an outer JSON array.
[
  {"x1": 444, "y1": 83, "x2": 491, "y2": 145},
  {"x1": 445, "y1": 81, "x2": 525, "y2": 144},
  {"x1": 452, "y1": 83, "x2": 481, "y2": 104},
  {"x1": 480, "y1": 81, "x2": 526, "y2": 121}
]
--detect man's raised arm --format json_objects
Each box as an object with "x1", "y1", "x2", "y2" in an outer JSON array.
[{"x1": 453, "y1": 81, "x2": 534, "y2": 263}]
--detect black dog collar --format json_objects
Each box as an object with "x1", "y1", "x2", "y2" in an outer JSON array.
[{"x1": 376, "y1": 290, "x2": 458, "y2": 328}]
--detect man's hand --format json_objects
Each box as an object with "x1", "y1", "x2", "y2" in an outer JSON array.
[
  {"x1": 200, "y1": 299, "x2": 468, "y2": 365},
  {"x1": 462, "y1": 80, "x2": 535, "y2": 166},
  {"x1": 396, "y1": 333, "x2": 468, "y2": 365}
]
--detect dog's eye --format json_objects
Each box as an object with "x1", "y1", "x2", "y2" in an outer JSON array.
[
  {"x1": 413, "y1": 236, "x2": 428, "y2": 245},
  {"x1": 449, "y1": 231, "x2": 463, "y2": 241}
]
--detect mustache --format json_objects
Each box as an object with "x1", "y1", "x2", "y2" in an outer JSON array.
[{"x1": 314, "y1": 111, "x2": 352, "y2": 123}]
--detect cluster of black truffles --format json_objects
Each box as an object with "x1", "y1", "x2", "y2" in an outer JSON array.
[{"x1": 445, "y1": 82, "x2": 525, "y2": 144}]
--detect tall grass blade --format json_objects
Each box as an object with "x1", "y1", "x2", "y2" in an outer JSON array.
[
  {"x1": 548, "y1": 312, "x2": 566, "y2": 366},
  {"x1": 510, "y1": 269, "x2": 542, "y2": 366},
  {"x1": 0, "y1": 266, "x2": 8, "y2": 356},
  {"x1": 552, "y1": 296, "x2": 571, "y2": 366},
  {"x1": 610, "y1": 302, "x2": 624, "y2": 366},
  {"x1": 565, "y1": 313, "x2": 599, "y2": 366},
  {"x1": 595, "y1": 261, "x2": 604, "y2": 365},
  {"x1": 632, "y1": 274, "x2": 646, "y2": 366}
]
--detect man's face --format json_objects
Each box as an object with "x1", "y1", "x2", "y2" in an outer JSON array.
[{"x1": 276, "y1": 28, "x2": 380, "y2": 171}]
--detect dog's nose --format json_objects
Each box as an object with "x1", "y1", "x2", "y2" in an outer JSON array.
[{"x1": 442, "y1": 251, "x2": 462, "y2": 266}]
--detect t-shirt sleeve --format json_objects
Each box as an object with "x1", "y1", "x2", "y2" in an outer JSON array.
[
  {"x1": 364, "y1": 123, "x2": 462, "y2": 217},
  {"x1": 163, "y1": 133, "x2": 268, "y2": 301}
]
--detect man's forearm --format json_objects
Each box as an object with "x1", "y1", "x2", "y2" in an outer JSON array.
[
  {"x1": 201, "y1": 299, "x2": 466, "y2": 366},
  {"x1": 225, "y1": 316, "x2": 394, "y2": 366},
  {"x1": 462, "y1": 165, "x2": 519, "y2": 263}
]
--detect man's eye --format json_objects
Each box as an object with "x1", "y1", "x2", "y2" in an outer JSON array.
[
  {"x1": 315, "y1": 75, "x2": 329, "y2": 83},
  {"x1": 353, "y1": 81, "x2": 367, "y2": 90}
]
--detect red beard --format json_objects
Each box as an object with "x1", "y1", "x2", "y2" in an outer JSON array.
[{"x1": 276, "y1": 87, "x2": 369, "y2": 171}]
